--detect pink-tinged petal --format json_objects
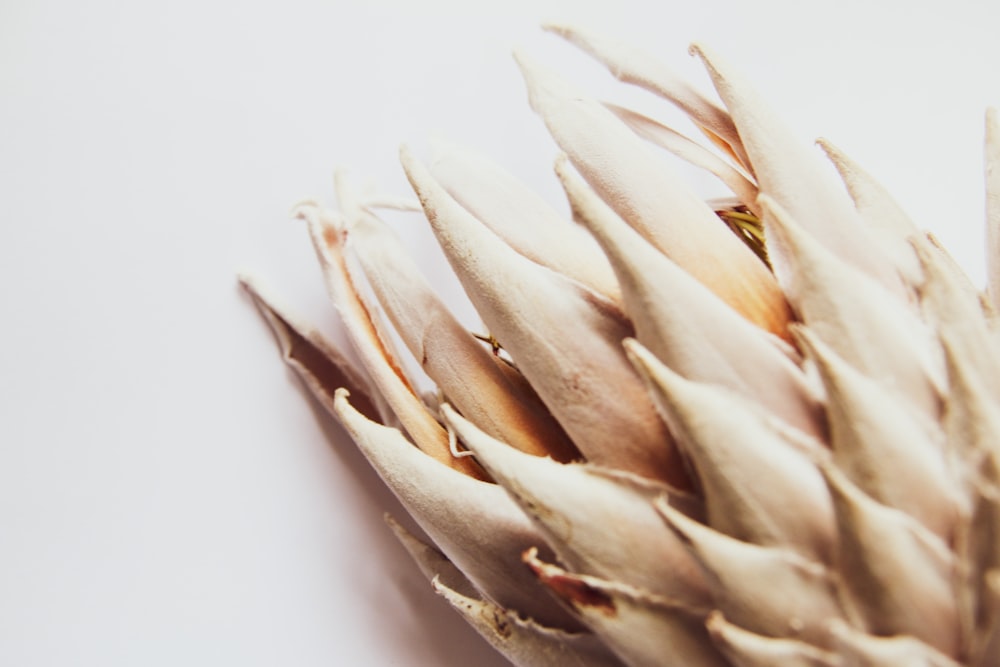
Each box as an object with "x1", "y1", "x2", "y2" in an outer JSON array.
[
  {"x1": 761, "y1": 195, "x2": 944, "y2": 417},
  {"x1": 429, "y1": 140, "x2": 621, "y2": 305},
  {"x1": 442, "y1": 404, "x2": 710, "y2": 607},
  {"x1": 817, "y1": 138, "x2": 924, "y2": 288},
  {"x1": 402, "y1": 147, "x2": 688, "y2": 486},
  {"x1": 432, "y1": 577, "x2": 625, "y2": 667},
  {"x1": 544, "y1": 23, "x2": 750, "y2": 170},
  {"x1": 627, "y1": 339, "x2": 835, "y2": 563},
  {"x1": 515, "y1": 53, "x2": 790, "y2": 340},
  {"x1": 795, "y1": 326, "x2": 960, "y2": 540},
  {"x1": 827, "y1": 620, "x2": 963, "y2": 667},
  {"x1": 348, "y1": 211, "x2": 579, "y2": 463},
  {"x1": 822, "y1": 464, "x2": 960, "y2": 657},
  {"x1": 295, "y1": 204, "x2": 487, "y2": 479},
  {"x1": 605, "y1": 104, "x2": 759, "y2": 214},
  {"x1": 691, "y1": 44, "x2": 906, "y2": 297},
  {"x1": 240, "y1": 275, "x2": 387, "y2": 425},
  {"x1": 523, "y1": 549, "x2": 729, "y2": 667},
  {"x1": 561, "y1": 161, "x2": 821, "y2": 436},
  {"x1": 333, "y1": 389, "x2": 580, "y2": 631},
  {"x1": 987, "y1": 108, "x2": 1000, "y2": 312},
  {"x1": 658, "y1": 500, "x2": 845, "y2": 649},
  {"x1": 706, "y1": 612, "x2": 838, "y2": 667}
]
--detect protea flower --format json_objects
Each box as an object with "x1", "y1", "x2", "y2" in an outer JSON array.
[{"x1": 242, "y1": 23, "x2": 1000, "y2": 667}]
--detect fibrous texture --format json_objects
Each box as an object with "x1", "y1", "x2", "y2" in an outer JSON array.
[{"x1": 245, "y1": 24, "x2": 1000, "y2": 667}]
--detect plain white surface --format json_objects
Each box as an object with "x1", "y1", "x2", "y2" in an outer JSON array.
[{"x1": 2, "y1": 1, "x2": 999, "y2": 664}]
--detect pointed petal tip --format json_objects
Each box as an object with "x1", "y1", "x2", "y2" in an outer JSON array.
[
  {"x1": 687, "y1": 42, "x2": 715, "y2": 70},
  {"x1": 539, "y1": 21, "x2": 569, "y2": 37},
  {"x1": 398, "y1": 142, "x2": 416, "y2": 169}
]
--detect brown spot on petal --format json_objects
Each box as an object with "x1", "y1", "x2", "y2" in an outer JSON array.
[{"x1": 523, "y1": 549, "x2": 617, "y2": 616}]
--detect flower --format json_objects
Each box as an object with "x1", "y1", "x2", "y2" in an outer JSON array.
[{"x1": 244, "y1": 23, "x2": 1000, "y2": 667}]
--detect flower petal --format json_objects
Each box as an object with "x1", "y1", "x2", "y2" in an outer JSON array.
[
  {"x1": 523, "y1": 549, "x2": 729, "y2": 667},
  {"x1": 333, "y1": 389, "x2": 579, "y2": 631},
  {"x1": 971, "y1": 570, "x2": 1000, "y2": 667},
  {"x1": 387, "y1": 515, "x2": 620, "y2": 667},
  {"x1": 385, "y1": 513, "x2": 480, "y2": 599},
  {"x1": 986, "y1": 108, "x2": 1000, "y2": 312},
  {"x1": 605, "y1": 104, "x2": 759, "y2": 214},
  {"x1": 515, "y1": 52, "x2": 788, "y2": 337},
  {"x1": 761, "y1": 195, "x2": 944, "y2": 417},
  {"x1": 817, "y1": 138, "x2": 924, "y2": 288},
  {"x1": 544, "y1": 23, "x2": 749, "y2": 169},
  {"x1": 348, "y1": 210, "x2": 579, "y2": 462},
  {"x1": 240, "y1": 275, "x2": 386, "y2": 425},
  {"x1": 432, "y1": 576, "x2": 625, "y2": 667},
  {"x1": 657, "y1": 499, "x2": 845, "y2": 648},
  {"x1": 442, "y1": 404, "x2": 709, "y2": 606},
  {"x1": 795, "y1": 326, "x2": 960, "y2": 539},
  {"x1": 691, "y1": 44, "x2": 906, "y2": 296},
  {"x1": 822, "y1": 463, "x2": 960, "y2": 656},
  {"x1": 959, "y1": 455, "x2": 1000, "y2": 663},
  {"x1": 827, "y1": 620, "x2": 963, "y2": 667},
  {"x1": 429, "y1": 140, "x2": 621, "y2": 305},
  {"x1": 942, "y1": 331, "x2": 1000, "y2": 476},
  {"x1": 706, "y1": 612, "x2": 838, "y2": 667},
  {"x1": 403, "y1": 146, "x2": 686, "y2": 485},
  {"x1": 295, "y1": 204, "x2": 487, "y2": 479},
  {"x1": 560, "y1": 161, "x2": 821, "y2": 436},
  {"x1": 626, "y1": 339, "x2": 835, "y2": 563}
]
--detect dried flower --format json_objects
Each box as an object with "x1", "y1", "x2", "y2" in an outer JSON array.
[{"x1": 245, "y1": 23, "x2": 1000, "y2": 667}]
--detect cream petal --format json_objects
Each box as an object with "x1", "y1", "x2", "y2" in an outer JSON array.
[
  {"x1": 691, "y1": 44, "x2": 905, "y2": 296},
  {"x1": 563, "y1": 162, "x2": 820, "y2": 435},
  {"x1": 387, "y1": 516, "x2": 621, "y2": 667},
  {"x1": 554, "y1": 153, "x2": 792, "y2": 340},
  {"x1": 606, "y1": 104, "x2": 759, "y2": 214},
  {"x1": 941, "y1": 331, "x2": 1000, "y2": 480},
  {"x1": 348, "y1": 211, "x2": 579, "y2": 463},
  {"x1": 384, "y1": 513, "x2": 481, "y2": 599},
  {"x1": 817, "y1": 138, "x2": 924, "y2": 288},
  {"x1": 295, "y1": 204, "x2": 487, "y2": 479},
  {"x1": 515, "y1": 52, "x2": 788, "y2": 339},
  {"x1": 761, "y1": 195, "x2": 944, "y2": 417},
  {"x1": 333, "y1": 390, "x2": 580, "y2": 631},
  {"x1": 706, "y1": 612, "x2": 838, "y2": 667},
  {"x1": 240, "y1": 275, "x2": 387, "y2": 425},
  {"x1": 795, "y1": 326, "x2": 960, "y2": 539},
  {"x1": 543, "y1": 23, "x2": 750, "y2": 169},
  {"x1": 432, "y1": 579, "x2": 623, "y2": 667},
  {"x1": 428, "y1": 140, "x2": 621, "y2": 304},
  {"x1": 403, "y1": 146, "x2": 687, "y2": 485},
  {"x1": 915, "y1": 236, "x2": 1000, "y2": 407},
  {"x1": 915, "y1": 234, "x2": 994, "y2": 335},
  {"x1": 987, "y1": 108, "x2": 1000, "y2": 312},
  {"x1": 441, "y1": 404, "x2": 710, "y2": 606},
  {"x1": 822, "y1": 463, "x2": 960, "y2": 656},
  {"x1": 657, "y1": 500, "x2": 845, "y2": 648},
  {"x1": 626, "y1": 339, "x2": 835, "y2": 563},
  {"x1": 523, "y1": 549, "x2": 729, "y2": 667},
  {"x1": 827, "y1": 620, "x2": 963, "y2": 667}
]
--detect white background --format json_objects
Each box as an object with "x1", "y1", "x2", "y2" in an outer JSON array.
[{"x1": 2, "y1": 1, "x2": 999, "y2": 665}]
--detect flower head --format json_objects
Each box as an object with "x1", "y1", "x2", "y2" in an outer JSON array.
[{"x1": 246, "y1": 23, "x2": 1000, "y2": 666}]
